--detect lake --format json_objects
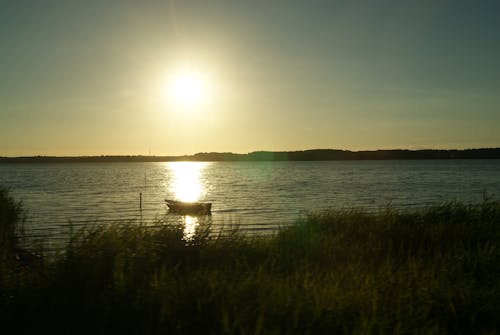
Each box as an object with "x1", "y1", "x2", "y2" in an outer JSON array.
[{"x1": 1, "y1": 160, "x2": 499, "y2": 246}]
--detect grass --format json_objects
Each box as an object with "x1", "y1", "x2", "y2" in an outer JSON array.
[
  {"x1": 1, "y1": 187, "x2": 500, "y2": 334},
  {"x1": 0, "y1": 187, "x2": 24, "y2": 255}
]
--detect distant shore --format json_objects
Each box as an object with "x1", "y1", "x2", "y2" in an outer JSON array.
[{"x1": 1, "y1": 148, "x2": 500, "y2": 163}]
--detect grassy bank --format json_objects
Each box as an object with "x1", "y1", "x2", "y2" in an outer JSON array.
[{"x1": 1, "y1": 188, "x2": 500, "y2": 334}]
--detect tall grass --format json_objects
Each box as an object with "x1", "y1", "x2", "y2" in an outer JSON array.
[
  {"x1": 1, "y1": 189, "x2": 499, "y2": 334},
  {"x1": 0, "y1": 187, "x2": 24, "y2": 257}
]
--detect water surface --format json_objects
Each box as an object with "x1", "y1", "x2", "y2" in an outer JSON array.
[{"x1": 1, "y1": 160, "x2": 499, "y2": 246}]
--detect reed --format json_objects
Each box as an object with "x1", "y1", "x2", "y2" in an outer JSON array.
[
  {"x1": 0, "y1": 187, "x2": 24, "y2": 257},
  {"x1": 1, "y1": 188, "x2": 499, "y2": 334}
]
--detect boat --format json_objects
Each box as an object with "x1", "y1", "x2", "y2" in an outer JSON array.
[{"x1": 165, "y1": 199, "x2": 212, "y2": 215}]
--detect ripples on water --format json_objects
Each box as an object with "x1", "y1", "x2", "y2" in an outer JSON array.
[{"x1": 1, "y1": 160, "x2": 499, "y2": 247}]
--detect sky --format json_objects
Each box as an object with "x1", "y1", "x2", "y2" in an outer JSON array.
[{"x1": 1, "y1": 0, "x2": 499, "y2": 156}]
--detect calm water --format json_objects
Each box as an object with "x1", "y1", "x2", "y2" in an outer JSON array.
[{"x1": 1, "y1": 160, "x2": 499, "y2": 246}]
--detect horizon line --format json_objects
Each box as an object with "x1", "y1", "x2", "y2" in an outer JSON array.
[{"x1": 1, "y1": 147, "x2": 500, "y2": 159}]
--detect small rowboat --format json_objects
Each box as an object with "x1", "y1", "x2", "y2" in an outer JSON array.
[{"x1": 165, "y1": 199, "x2": 212, "y2": 215}]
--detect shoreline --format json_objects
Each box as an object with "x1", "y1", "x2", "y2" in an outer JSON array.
[
  {"x1": 2, "y1": 187, "x2": 500, "y2": 333},
  {"x1": 1, "y1": 148, "x2": 500, "y2": 163}
]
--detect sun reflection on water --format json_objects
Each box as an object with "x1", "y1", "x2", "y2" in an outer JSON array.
[
  {"x1": 183, "y1": 216, "x2": 199, "y2": 241},
  {"x1": 165, "y1": 162, "x2": 210, "y2": 241},
  {"x1": 167, "y1": 162, "x2": 208, "y2": 202}
]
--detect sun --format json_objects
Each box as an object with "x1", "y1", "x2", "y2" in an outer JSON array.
[{"x1": 167, "y1": 70, "x2": 206, "y2": 107}]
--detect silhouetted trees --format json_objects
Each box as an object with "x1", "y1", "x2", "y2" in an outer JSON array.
[{"x1": 1, "y1": 148, "x2": 499, "y2": 163}]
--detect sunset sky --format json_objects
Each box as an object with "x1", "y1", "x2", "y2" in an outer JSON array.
[{"x1": 1, "y1": 0, "x2": 499, "y2": 156}]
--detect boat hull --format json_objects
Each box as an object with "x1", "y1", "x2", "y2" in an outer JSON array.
[{"x1": 165, "y1": 200, "x2": 212, "y2": 215}]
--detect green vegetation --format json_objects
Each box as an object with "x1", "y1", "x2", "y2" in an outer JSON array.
[
  {"x1": 0, "y1": 187, "x2": 24, "y2": 258},
  {"x1": 1, "y1": 187, "x2": 500, "y2": 334}
]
